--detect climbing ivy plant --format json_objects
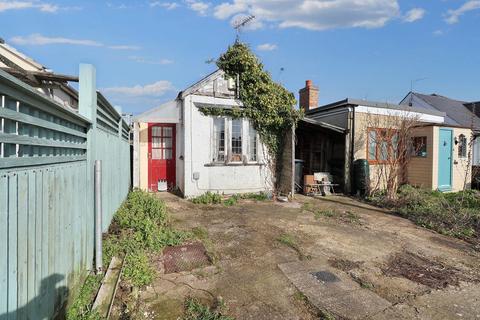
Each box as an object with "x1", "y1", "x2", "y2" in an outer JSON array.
[{"x1": 201, "y1": 42, "x2": 303, "y2": 192}]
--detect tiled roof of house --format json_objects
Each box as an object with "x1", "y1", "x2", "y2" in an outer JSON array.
[{"x1": 411, "y1": 92, "x2": 480, "y2": 131}]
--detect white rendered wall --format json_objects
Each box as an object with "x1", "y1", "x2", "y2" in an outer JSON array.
[{"x1": 182, "y1": 94, "x2": 272, "y2": 197}]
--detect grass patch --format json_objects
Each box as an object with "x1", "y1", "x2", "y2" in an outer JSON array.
[
  {"x1": 103, "y1": 189, "x2": 191, "y2": 287},
  {"x1": 191, "y1": 192, "x2": 268, "y2": 206},
  {"x1": 192, "y1": 226, "x2": 218, "y2": 264},
  {"x1": 314, "y1": 209, "x2": 336, "y2": 219},
  {"x1": 66, "y1": 274, "x2": 103, "y2": 320},
  {"x1": 277, "y1": 233, "x2": 309, "y2": 260},
  {"x1": 182, "y1": 298, "x2": 234, "y2": 320},
  {"x1": 368, "y1": 185, "x2": 480, "y2": 242}
]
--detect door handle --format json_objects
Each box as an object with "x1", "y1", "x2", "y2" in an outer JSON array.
[{"x1": 148, "y1": 153, "x2": 152, "y2": 159}]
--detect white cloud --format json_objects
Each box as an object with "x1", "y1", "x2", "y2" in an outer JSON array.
[
  {"x1": 128, "y1": 56, "x2": 174, "y2": 65},
  {"x1": 212, "y1": 0, "x2": 401, "y2": 31},
  {"x1": 445, "y1": 1, "x2": 480, "y2": 24},
  {"x1": 256, "y1": 43, "x2": 277, "y2": 51},
  {"x1": 150, "y1": 1, "x2": 179, "y2": 10},
  {"x1": 433, "y1": 29, "x2": 444, "y2": 36},
  {"x1": 108, "y1": 45, "x2": 141, "y2": 50},
  {"x1": 10, "y1": 34, "x2": 140, "y2": 50},
  {"x1": 102, "y1": 81, "x2": 175, "y2": 97},
  {"x1": 403, "y1": 8, "x2": 425, "y2": 23},
  {"x1": 186, "y1": 0, "x2": 210, "y2": 16},
  {"x1": 0, "y1": 1, "x2": 59, "y2": 12},
  {"x1": 11, "y1": 34, "x2": 102, "y2": 46}
]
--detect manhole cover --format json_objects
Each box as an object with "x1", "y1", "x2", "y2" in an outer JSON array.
[
  {"x1": 311, "y1": 271, "x2": 340, "y2": 283},
  {"x1": 163, "y1": 242, "x2": 211, "y2": 274}
]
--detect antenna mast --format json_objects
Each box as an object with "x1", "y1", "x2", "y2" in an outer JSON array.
[{"x1": 233, "y1": 15, "x2": 255, "y2": 42}]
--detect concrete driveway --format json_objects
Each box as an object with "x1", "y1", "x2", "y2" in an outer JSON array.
[{"x1": 140, "y1": 194, "x2": 480, "y2": 320}]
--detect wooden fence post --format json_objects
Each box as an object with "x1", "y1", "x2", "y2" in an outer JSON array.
[{"x1": 79, "y1": 64, "x2": 97, "y2": 270}]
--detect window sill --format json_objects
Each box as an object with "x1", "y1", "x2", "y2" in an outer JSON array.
[{"x1": 204, "y1": 162, "x2": 265, "y2": 167}]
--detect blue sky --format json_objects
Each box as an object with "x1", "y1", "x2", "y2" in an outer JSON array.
[{"x1": 0, "y1": 0, "x2": 479, "y2": 114}]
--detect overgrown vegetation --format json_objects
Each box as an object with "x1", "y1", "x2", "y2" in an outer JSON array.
[
  {"x1": 104, "y1": 189, "x2": 191, "y2": 287},
  {"x1": 303, "y1": 203, "x2": 361, "y2": 224},
  {"x1": 368, "y1": 185, "x2": 480, "y2": 242},
  {"x1": 66, "y1": 274, "x2": 103, "y2": 320},
  {"x1": 200, "y1": 42, "x2": 303, "y2": 192},
  {"x1": 182, "y1": 298, "x2": 234, "y2": 320},
  {"x1": 191, "y1": 191, "x2": 268, "y2": 206}
]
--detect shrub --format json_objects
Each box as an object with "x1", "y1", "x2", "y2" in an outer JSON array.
[
  {"x1": 368, "y1": 185, "x2": 480, "y2": 241},
  {"x1": 191, "y1": 192, "x2": 223, "y2": 205},
  {"x1": 66, "y1": 274, "x2": 103, "y2": 320},
  {"x1": 104, "y1": 189, "x2": 190, "y2": 287}
]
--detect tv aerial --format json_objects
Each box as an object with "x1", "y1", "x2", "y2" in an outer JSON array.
[{"x1": 233, "y1": 15, "x2": 255, "y2": 42}]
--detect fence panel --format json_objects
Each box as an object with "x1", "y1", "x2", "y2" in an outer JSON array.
[{"x1": 0, "y1": 68, "x2": 130, "y2": 319}]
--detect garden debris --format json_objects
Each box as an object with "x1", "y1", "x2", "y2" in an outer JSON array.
[
  {"x1": 92, "y1": 255, "x2": 125, "y2": 318},
  {"x1": 383, "y1": 252, "x2": 463, "y2": 289},
  {"x1": 163, "y1": 242, "x2": 211, "y2": 274},
  {"x1": 328, "y1": 258, "x2": 363, "y2": 272}
]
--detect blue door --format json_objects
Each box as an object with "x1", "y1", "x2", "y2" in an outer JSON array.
[{"x1": 438, "y1": 129, "x2": 453, "y2": 191}]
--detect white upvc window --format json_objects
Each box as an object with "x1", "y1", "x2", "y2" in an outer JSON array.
[
  {"x1": 249, "y1": 123, "x2": 258, "y2": 162},
  {"x1": 213, "y1": 117, "x2": 226, "y2": 162},
  {"x1": 231, "y1": 118, "x2": 243, "y2": 162},
  {"x1": 211, "y1": 117, "x2": 259, "y2": 164}
]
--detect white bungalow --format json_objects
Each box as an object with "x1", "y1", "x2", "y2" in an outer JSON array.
[{"x1": 132, "y1": 70, "x2": 273, "y2": 198}]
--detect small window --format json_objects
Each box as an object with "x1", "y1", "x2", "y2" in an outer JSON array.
[
  {"x1": 249, "y1": 124, "x2": 257, "y2": 162},
  {"x1": 231, "y1": 119, "x2": 242, "y2": 161},
  {"x1": 412, "y1": 136, "x2": 427, "y2": 157},
  {"x1": 458, "y1": 134, "x2": 467, "y2": 158},
  {"x1": 213, "y1": 117, "x2": 225, "y2": 162},
  {"x1": 367, "y1": 128, "x2": 398, "y2": 163}
]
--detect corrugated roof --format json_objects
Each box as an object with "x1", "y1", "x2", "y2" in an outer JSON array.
[{"x1": 412, "y1": 92, "x2": 480, "y2": 131}]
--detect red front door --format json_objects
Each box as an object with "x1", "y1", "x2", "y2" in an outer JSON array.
[{"x1": 148, "y1": 123, "x2": 176, "y2": 191}]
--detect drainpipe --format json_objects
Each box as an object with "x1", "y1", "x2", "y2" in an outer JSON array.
[{"x1": 349, "y1": 105, "x2": 356, "y2": 194}]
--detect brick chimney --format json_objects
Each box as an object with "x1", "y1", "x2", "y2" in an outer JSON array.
[{"x1": 299, "y1": 80, "x2": 319, "y2": 112}]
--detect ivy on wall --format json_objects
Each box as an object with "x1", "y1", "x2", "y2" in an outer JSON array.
[{"x1": 201, "y1": 42, "x2": 303, "y2": 190}]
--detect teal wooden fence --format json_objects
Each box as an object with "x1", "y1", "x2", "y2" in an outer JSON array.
[{"x1": 0, "y1": 64, "x2": 130, "y2": 319}]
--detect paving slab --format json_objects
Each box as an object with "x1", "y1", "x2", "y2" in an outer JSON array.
[{"x1": 279, "y1": 259, "x2": 391, "y2": 319}]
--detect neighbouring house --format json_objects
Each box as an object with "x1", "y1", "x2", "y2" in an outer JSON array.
[
  {"x1": 0, "y1": 39, "x2": 79, "y2": 110},
  {"x1": 400, "y1": 92, "x2": 480, "y2": 188},
  {"x1": 133, "y1": 69, "x2": 273, "y2": 197},
  {"x1": 297, "y1": 80, "x2": 473, "y2": 193}
]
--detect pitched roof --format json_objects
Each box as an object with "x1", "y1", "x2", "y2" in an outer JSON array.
[{"x1": 408, "y1": 92, "x2": 480, "y2": 131}]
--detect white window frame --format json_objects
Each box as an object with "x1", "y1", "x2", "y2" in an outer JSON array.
[{"x1": 212, "y1": 117, "x2": 227, "y2": 163}]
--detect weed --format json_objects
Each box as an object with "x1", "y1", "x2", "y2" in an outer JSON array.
[
  {"x1": 319, "y1": 310, "x2": 336, "y2": 320},
  {"x1": 192, "y1": 192, "x2": 268, "y2": 207},
  {"x1": 277, "y1": 233, "x2": 297, "y2": 248},
  {"x1": 192, "y1": 226, "x2": 209, "y2": 240},
  {"x1": 368, "y1": 185, "x2": 480, "y2": 241},
  {"x1": 223, "y1": 196, "x2": 238, "y2": 207},
  {"x1": 344, "y1": 211, "x2": 360, "y2": 224},
  {"x1": 293, "y1": 291, "x2": 307, "y2": 302},
  {"x1": 123, "y1": 251, "x2": 155, "y2": 287},
  {"x1": 66, "y1": 274, "x2": 103, "y2": 320},
  {"x1": 191, "y1": 192, "x2": 223, "y2": 205},
  {"x1": 182, "y1": 298, "x2": 234, "y2": 320},
  {"x1": 103, "y1": 189, "x2": 191, "y2": 287},
  {"x1": 301, "y1": 202, "x2": 314, "y2": 212},
  {"x1": 314, "y1": 209, "x2": 336, "y2": 219}
]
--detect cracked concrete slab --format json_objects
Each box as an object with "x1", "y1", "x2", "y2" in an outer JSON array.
[{"x1": 279, "y1": 259, "x2": 391, "y2": 319}]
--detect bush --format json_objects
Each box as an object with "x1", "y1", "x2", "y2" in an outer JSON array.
[
  {"x1": 191, "y1": 192, "x2": 223, "y2": 205},
  {"x1": 104, "y1": 189, "x2": 190, "y2": 287},
  {"x1": 368, "y1": 185, "x2": 480, "y2": 240},
  {"x1": 191, "y1": 192, "x2": 269, "y2": 206},
  {"x1": 66, "y1": 274, "x2": 103, "y2": 320}
]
